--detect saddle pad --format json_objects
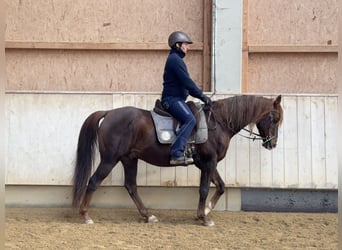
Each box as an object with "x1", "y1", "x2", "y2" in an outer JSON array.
[{"x1": 150, "y1": 103, "x2": 208, "y2": 144}]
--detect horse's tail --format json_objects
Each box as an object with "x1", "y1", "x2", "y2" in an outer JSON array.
[{"x1": 72, "y1": 110, "x2": 108, "y2": 208}]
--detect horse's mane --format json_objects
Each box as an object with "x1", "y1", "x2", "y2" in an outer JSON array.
[{"x1": 215, "y1": 95, "x2": 280, "y2": 132}]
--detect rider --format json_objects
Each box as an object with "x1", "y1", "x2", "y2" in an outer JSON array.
[{"x1": 161, "y1": 31, "x2": 212, "y2": 166}]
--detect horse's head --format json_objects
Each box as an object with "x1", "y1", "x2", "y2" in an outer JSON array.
[{"x1": 256, "y1": 95, "x2": 283, "y2": 150}]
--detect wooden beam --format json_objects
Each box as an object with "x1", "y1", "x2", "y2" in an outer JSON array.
[
  {"x1": 202, "y1": 0, "x2": 212, "y2": 92},
  {"x1": 5, "y1": 41, "x2": 204, "y2": 51},
  {"x1": 248, "y1": 45, "x2": 338, "y2": 53}
]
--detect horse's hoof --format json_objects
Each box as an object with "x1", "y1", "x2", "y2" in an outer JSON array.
[
  {"x1": 147, "y1": 215, "x2": 159, "y2": 223},
  {"x1": 84, "y1": 219, "x2": 94, "y2": 224},
  {"x1": 203, "y1": 219, "x2": 215, "y2": 227}
]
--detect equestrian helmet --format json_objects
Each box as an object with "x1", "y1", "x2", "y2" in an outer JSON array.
[{"x1": 168, "y1": 31, "x2": 193, "y2": 48}]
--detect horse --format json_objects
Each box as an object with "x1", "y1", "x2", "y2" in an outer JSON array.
[{"x1": 72, "y1": 95, "x2": 283, "y2": 226}]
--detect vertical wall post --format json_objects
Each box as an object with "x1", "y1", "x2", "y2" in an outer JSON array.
[
  {"x1": 0, "y1": 0, "x2": 6, "y2": 247},
  {"x1": 213, "y1": 0, "x2": 243, "y2": 93}
]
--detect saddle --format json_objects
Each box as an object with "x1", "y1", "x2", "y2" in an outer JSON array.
[{"x1": 150, "y1": 99, "x2": 208, "y2": 144}]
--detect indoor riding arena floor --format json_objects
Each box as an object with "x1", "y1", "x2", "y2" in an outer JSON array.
[{"x1": 5, "y1": 207, "x2": 337, "y2": 249}]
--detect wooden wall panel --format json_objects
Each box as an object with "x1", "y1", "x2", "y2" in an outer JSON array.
[
  {"x1": 247, "y1": 53, "x2": 337, "y2": 94},
  {"x1": 243, "y1": 0, "x2": 338, "y2": 94},
  {"x1": 6, "y1": 0, "x2": 204, "y2": 43},
  {"x1": 235, "y1": 133, "x2": 250, "y2": 186},
  {"x1": 283, "y1": 98, "x2": 298, "y2": 186},
  {"x1": 324, "y1": 97, "x2": 338, "y2": 187},
  {"x1": 5, "y1": 93, "x2": 114, "y2": 185},
  {"x1": 5, "y1": 0, "x2": 211, "y2": 92},
  {"x1": 310, "y1": 97, "x2": 326, "y2": 187},
  {"x1": 259, "y1": 140, "x2": 273, "y2": 186},
  {"x1": 297, "y1": 97, "x2": 312, "y2": 187},
  {"x1": 271, "y1": 117, "x2": 285, "y2": 187},
  {"x1": 5, "y1": 49, "x2": 203, "y2": 92},
  {"x1": 249, "y1": 135, "x2": 261, "y2": 187},
  {"x1": 248, "y1": 0, "x2": 338, "y2": 45}
]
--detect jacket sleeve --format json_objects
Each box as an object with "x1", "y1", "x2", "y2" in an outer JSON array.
[{"x1": 171, "y1": 57, "x2": 203, "y2": 99}]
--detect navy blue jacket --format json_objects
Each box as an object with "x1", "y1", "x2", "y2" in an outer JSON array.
[{"x1": 161, "y1": 48, "x2": 203, "y2": 101}]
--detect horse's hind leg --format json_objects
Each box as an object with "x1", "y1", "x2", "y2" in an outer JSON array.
[
  {"x1": 122, "y1": 158, "x2": 158, "y2": 223},
  {"x1": 79, "y1": 159, "x2": 117, "y2": 224}
]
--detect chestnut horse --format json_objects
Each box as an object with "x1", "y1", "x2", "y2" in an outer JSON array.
[{"x1": 72, "y1": 95, "x2": 283, "y2": 226}]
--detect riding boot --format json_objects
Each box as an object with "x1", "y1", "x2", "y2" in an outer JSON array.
[
  {"x1": 170, "y1": 155, "x2": 194, "y2": 166},
  {"x1": 170, "y1": 134, "x2": 194, "y2": 165}
]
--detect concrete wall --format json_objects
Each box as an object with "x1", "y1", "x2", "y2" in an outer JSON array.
[
  {"x1": 5, "y1": 186, "x2": 240, "y2": 211},
  {"x1": 6, "y1": 186, "x2": 336, "y2": 212}
]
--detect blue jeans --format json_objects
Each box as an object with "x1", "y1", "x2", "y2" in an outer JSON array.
[{"x1": 162, "y1": 97, "x2": 196, "y2": 158}]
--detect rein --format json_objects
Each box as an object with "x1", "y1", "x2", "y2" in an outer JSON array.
[
  {"x1": 224, "y1": 115, "x2": 274, "y2": 146},
  {"x1": 239, "y1": 128, "x2": 264, "y2": 141},
  {"x1": 200, "y1": 105, "x2": 217, "y2": 131},
  {"x1": 239, "y1": 128, "x2": 274, "y2": 147}
]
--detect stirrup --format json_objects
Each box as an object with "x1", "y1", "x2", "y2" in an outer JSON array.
[{"x1": 170, "y1": 156, "x2": 194, "y2": 166}]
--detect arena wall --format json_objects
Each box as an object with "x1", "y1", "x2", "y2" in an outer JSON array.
[
  {"x1": 5, "y1": 93, "x2": 337, "y2": 189},
  {"x1": 5, "y1": 92, "x2": 337, "y2": 211},
  {"x1": 5, "y1": 0, "x2": 212, "y2": 92},
  {"x1": 4, "y1": 1, "x2": 338, "y2": 210},
  {"x1": 242, "y1": 0, "x2": 338, "y2": 94}
]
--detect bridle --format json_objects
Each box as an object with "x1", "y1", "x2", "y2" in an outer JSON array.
[
  {"x1": 201, "y1": 98, "x2": 279, "y2": 147},
  {"x1": 203, "y1": 106, "x2": 274, "y2": 145},
  {"x1": 239, "y1": 128, "x2": 275, "y2": 147},
  {"x1": 220, "y1": 105, "x2": 279, "y2": 147},
  {"x1": 238, "y1": 109, "x2": 281, "y2": 147}
]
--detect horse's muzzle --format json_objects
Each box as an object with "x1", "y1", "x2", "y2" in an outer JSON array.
[{"x1": 262, "y1": 136, "x2": 276, "y2": 150}]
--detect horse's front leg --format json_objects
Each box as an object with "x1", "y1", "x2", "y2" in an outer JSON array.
[
  {"x1": 205, "y1": 168, "x2": 225, "y2": 216},
  {"x1": 197, "y1": 169, "x2": 215, "y2": 226}
]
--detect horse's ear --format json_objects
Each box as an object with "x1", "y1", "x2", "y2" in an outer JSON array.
[{"x1": 274, "y1": 95, "x2": 281, "y2": 107}]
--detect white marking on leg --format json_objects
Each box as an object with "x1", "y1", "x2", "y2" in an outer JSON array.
[
  {"x1": 148, "y1": 215, "x2": 159, "y2": 223},
  {"x1": 205, "y1": 201, "x2": 213, "y2": 216},
  {"x1": 205, "y1": 207, "x2": 211, "y2": 216},
  {"x1": 203, "y1": 219, "x2": 215, "y2": 227},
  {"x1": 84, "y1": 219, "x2": 94, "y2": 224}
]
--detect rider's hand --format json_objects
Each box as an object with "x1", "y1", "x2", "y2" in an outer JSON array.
[{"x1": 200, "y1": 94, "x2": 212, "y2": 106}]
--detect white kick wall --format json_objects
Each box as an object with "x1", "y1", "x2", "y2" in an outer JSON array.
[{"x1": 5, "y1": 93, "x2": 337, "y2": 189}]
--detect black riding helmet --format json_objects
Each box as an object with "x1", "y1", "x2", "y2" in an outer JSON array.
[{"x1": 168, "y1": 31, "x2": 193, "y2": 48}]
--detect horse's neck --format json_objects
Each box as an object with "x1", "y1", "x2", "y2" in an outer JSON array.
[{"x1": 225, "y1": 96, "x2": 272, "y2": 133}]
